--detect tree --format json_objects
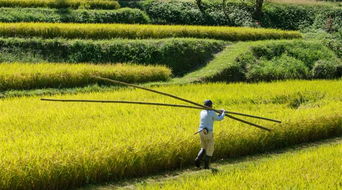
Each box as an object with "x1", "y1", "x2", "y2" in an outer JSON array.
[
  {"x1": 195, "y1": 0, "x2": 206, "y2": 14},
  {"x1": 254, "y1": 0, "x2": 264, "y2": 19}
]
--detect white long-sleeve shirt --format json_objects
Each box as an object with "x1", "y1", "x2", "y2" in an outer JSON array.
[{"x1": 198, "y1": 110, "x2": 225, "y2": 132}]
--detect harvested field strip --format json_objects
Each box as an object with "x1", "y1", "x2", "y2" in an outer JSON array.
[
  {"x1": 0, "y1": 23, "x2": 302, "y2": 40},
  {"x1": 0, "y1": 63, "x2": 171, "y2": 90},
  {"x1": 137, "y1": 138, "x2": 342, "y2": 190},
  {"x1": 0, "y1": 37, "x2": 225, "y2": 76},
  {"x1": 0, "y1": 80, "x2": 341, "y2": 189},
  {"x1": 0, "y1": 0, "x2": 120, "y2": 9}
]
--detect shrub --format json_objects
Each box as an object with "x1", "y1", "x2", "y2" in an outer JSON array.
[
  {"x1": 0, "y1": 8, "x2": 150, "y2": 24},
  {"x1": 0, "y1": 38, "x2": 225, "y2": 76},
  {"x1": 143, "y1": 0, "x2": 255, "y2": 26},
  {"x1": 311, "y1": 60, "x2": 338, "y2": 79},
  {"x1": 249, "y1": 41, "x2": 337, "y2": 68},
  {"x1": 261, "y1": 4, "x2": 315, "y2": 30},
  {"x1": 311, "y1": 8, "x2": 342, "y2": 33},
  {"x1": 246, "y1": 54, "x2": 310, "y2": 82}
]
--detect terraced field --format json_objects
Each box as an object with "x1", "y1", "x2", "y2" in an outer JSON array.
[{"x1": 0, "y1": 0, "x2": 340, "y2": 189}]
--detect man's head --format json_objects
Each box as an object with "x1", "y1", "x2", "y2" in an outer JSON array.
[{"x1": 203, "y1": 99, "x2": 213, "y2": 107}]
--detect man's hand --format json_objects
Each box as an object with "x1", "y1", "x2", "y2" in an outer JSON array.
[{"x1": 220, "y1": 109, "x2": 225, "y2": 114}]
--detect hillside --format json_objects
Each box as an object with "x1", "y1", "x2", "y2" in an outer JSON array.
[{"x1": 0, "y1": 0, "x2": 340, "y2": 189}]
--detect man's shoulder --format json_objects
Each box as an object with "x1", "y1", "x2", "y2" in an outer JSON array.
[{"x1": 202, "y1": 110, "x2": 216, "y2": 116}]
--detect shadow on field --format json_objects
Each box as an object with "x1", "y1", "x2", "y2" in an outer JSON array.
[{"x1": 76, "y1": 137, "x2": 342, "y2": 190}]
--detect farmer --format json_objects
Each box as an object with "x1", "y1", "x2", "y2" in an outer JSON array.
[{"x1": 195, "y1": 100, "x2": 225, "y2": 169}]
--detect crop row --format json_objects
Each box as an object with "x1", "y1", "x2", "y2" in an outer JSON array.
[
  {"x1": 138, "y1": 139, "x2": 342, "y2": 189},
  {"x1": 0, "y1": 23, "x2": 302, "y2": 41},
  {"x1": 0, "y1": 80, "x2": 341, "y2": 189},
  {"x1": 0, "y1": 63, "x2": 171, "y2": 91},
  {"x1": 0, "y1": 8, "x2": 149, "y2": 24},
  {"x1": 0, "y1": 37, "x2": 225, "y2": 76},
  {"x1": 0, "y1": 0, "x2": 120, "y2": 9}
]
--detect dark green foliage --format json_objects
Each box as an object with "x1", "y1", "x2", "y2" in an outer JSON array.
[
  {"x1": 262, "y1": 4, "x2": 342, "y2": 31},
  {"x1": 246, "y1": 54, "x2": 310, "y2": 82},
  {"x1": 261, "y1": 4, "x2": 315, "y2": 30},
  {"x1": 241, "y1": 41, "x2": 340, "y2": 81},
  {"x1": 303, "y1": 30, "x2": 342, "y2": 59},
  {"x1": 0, "y1": 38, "x2": 225, "y2": 76},
  {"x1": 0, "y1": 8, "x2": 150, "y2": 24},
  {"x1": 216, "y1": 40, "x2": 341, "y2": 82},
  {"x1": 143, "y1": 1, "x2": 205, "y2": 25},
  {"x1": 143, "y1": 0, "x2": 255, "y2": 26},
  {"x1": 118, "y1": 0, "x2": 145, "y2": 8},
  {"x1": 141, "y1": 0, "x2": 342, "y2": 31},
  {"x1": 250, "y1": 41, "x2": 337, "y2": 68},
  {"x1": 312, "y1": 60, "x2": 339, "y2": 78},
  {"x1": 311, "y1": 8, "x2": 342, "y2": 33}
]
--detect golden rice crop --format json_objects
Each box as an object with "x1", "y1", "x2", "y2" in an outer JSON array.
[
  {"x1": 138, "y1": 139, "x2": 342, "y2": 189},
  {"x1": 0, "y1": 80, "x2": 341, "y2": 189},
  {"x1": 0, "y1": 0, "x2": 120, "y2": 9},
  {"x1": 0, "y1": 62, "x2": 171, "y2": 90},
  {"x1": 0, "y1": 22, "x2": 302, "y2": 41}
]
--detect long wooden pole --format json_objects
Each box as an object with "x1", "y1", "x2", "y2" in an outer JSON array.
[
  {"x1": 41, "y1": 98, "x2": 281, "y2": 123},
  {"x1": 93, "y1": 76, "x2": 275, "y2": 132}
]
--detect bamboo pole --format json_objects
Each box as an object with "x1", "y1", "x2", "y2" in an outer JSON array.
[
  {"x1": 93, "y1": 76, "x2": 275, "y2": 132},
  {"x1": 41, "y1": 98, "x2": 281, "y2": 123}
]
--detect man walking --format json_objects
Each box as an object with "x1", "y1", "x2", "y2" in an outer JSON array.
[{"x1": 195, "y1": 100, "x2": 225, "y2": 169}]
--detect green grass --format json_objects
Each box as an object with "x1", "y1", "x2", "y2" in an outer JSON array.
[
  {"x1": 0, "y1": 62, "x2": 171, "y2": 90},
  {"x1": 0, "y1": 80, "x2": 341, "y2": 189},
  {"x1": 0, "y1": 37, "x2": 225, "y2": 76},
  {"x1": 171, "y1": 41, "x2": 253, "y2": 84},
  {"x1": 134, "y1": 138, "x2": 342, "y2": 190},
  {"x1": 172, "y1": 40, "x2": 340, "y2": 84}
]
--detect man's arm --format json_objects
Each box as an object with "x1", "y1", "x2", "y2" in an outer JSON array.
[{"x1": 212, "y1": 110, "x2": 225, "y2": 121}]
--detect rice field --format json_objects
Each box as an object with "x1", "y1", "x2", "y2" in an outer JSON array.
[
  {"x1": 136, "y1": 138, "x2": 342, "y2": 190},
  {"x1": 0, "y1": 0, "x2": 120, "y2": 9},
  {"x1": 0, "y1": 1, "x2": 339, "y2": 189},
  {"x1": 0, "y1": 80, "x2": 341, "y2": 189},
  {"x1": 0, "y1": 23, "x2": 302, "y2": 40},
  {"x1": 0, "y1": 63, "x2": 171, "y2": 90}
]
